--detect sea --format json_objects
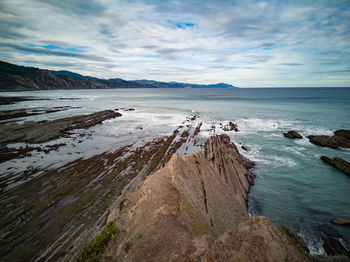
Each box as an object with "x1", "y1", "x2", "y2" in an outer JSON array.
[{"x1": 1, "y1": 87, "x2": 350, "y2": 254}]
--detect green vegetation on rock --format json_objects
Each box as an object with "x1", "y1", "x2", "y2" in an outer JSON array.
[
  {"x1": 124, "y1": 242, "x2": 132, "y2": 253},
  {"x1": 79, "y1": 220, "x2": 119, "y2": 262},
  {"x1": 280, "y1": 224, "x2": 310, "y2": 258}
]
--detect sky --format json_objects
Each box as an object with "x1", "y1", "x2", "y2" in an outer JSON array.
[{"x1": 0, "y1": 0, "x2": 350, "y2": 87}]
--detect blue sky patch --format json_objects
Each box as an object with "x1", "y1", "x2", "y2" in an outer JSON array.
[
  {"x1": 171, "y1": 22, "x2": 195, "y2": 29},
  {"x1": 25, "y1": 43, "x2": 85, "y2": 53}
]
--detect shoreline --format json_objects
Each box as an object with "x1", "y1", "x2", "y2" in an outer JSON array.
[{"x1": 0, "y1": 95, "x2": 349, "y2": 261}]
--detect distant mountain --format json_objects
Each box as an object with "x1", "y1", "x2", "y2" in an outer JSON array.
[
  {"x1": 0, "y1": 61, "x2": 237, "y2": 91},
  {"x1": 131, "y1": 80, "x2": 237, "y2": 88},
  {"x1": 50, "y1": 70, "x2": 87, "y2": 79}
]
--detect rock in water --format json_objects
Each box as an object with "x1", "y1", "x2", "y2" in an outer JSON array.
[
  {"x1": 331, "y1": 218, "x2": 350, "y2": 226},
  {"x1": 283, "y1": 130, "x2": 303, "y2": 139},
  {"x1": 103, "y1": 135, "x2": 308, "y2": 262},
  {"x1": 319, "y1": 224, "x2": 350, "y2": 257},
  {"x1": 321, "y1": 156, "x2": 350, "y2": 177},
  {"x1": 223, "y1": 121, "x2": 238, "y2": 131},
  {"x1": 308, "y1": 129, "x2": 350, "y2": 149}
]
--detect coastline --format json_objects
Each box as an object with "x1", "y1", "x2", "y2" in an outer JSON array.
[{"x1": 0, "y1": 90, "x2": 349, "y2": 261}]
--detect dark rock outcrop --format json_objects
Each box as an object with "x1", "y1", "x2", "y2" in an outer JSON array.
[
  {"x1": 308, "y1": 130, "x2": 350, "y2": 149},
  {"x1": 103, "y1": 135, "x2": 308, "y2": 262},
  {"x1": 321, "y1": 156, "x2": 350, "y2": 177},
  {"x1": 331, "y1": 218, "x2": 350, "y2": 226},
  {"x1": 223, "y1": 121, "x2": 238, "y2": 131},
  {"x1": 0, "y1": 110, "x2": 121, "y2": 145},
  {"x1": 319, "y1": 224, "x2": 350, "y2": 257},
  {"x1": 284, "y1": 130, "x2": 303, "y2": 139}
]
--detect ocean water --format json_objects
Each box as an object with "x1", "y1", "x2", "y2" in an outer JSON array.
[{"x1": 1, "y1": 87, "x2": 350, "y2": 253}]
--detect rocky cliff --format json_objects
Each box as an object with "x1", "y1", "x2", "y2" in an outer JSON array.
[{"x1": 101, "y1": 135, "x2": 308, "y2": 261}]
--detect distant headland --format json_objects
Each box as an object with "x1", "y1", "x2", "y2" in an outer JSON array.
[{"x1": 0, "y1": 61, "x2": 237, "y2": 91}]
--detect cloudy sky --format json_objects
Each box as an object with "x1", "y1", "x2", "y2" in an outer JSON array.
[{"x1": 0, "y1": 0, "x2": 349, "y2": 87}]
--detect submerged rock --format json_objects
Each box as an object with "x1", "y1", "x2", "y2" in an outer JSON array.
[
  {"x1": 103, "y1": 135, "x2": 308, "y2": 262},
  {"x1": 308, "y1": 129, "x2": 350, "y2": 149},
  {"x1": 321, "y1": 156, "x2": 350, "y2": 177},
  {"x1": 283, "y1": 130, "x2": 303, "y2": 139},
  {"x1": 331, "y1": 218, "x2": 350, "y2": 226}
]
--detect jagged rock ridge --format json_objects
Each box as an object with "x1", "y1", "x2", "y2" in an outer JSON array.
[{"x1": 103, "y1": 135, "x2": 308, "y2": 261}]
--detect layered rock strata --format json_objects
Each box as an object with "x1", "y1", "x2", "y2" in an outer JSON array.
[
  {"x1": 103, "y1": 135, "x2": 308, "y2": 262},
  {"x1": 321, "y1": 156, "x2": 350, "y2": 177}
]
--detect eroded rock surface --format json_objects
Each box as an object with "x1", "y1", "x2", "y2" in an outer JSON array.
[
  {"x1": 321, "y1": 156, "x2": 350, "y2": 177},
  {"x1": 308, "y1": 130, "x2": 350, "y2": 149},
  {"x1": 0, "y1": 109, "x2": 121, "y2": 145},
  {"x1": 284, "y1": 130, "x2": 303, "y2": 139},
  {"x1": 103, "y1": 135, "x2": 308, "y2": 262},
  {"x1": 0, "y1": 119, "x2": 201, "y2": 262}
]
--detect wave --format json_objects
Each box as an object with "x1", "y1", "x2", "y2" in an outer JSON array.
[{"x1": 235, "y1": 118, "x2": 294, "y2": 133}]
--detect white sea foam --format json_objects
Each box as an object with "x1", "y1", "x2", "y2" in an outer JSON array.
[
  {"x1": 239, "y1": 145, "x2": 297, "y2": 168},
  {"x1": 294, "y1": 138, "x2": 311, "y2": 146},
  {"x1": 235, "y1": 118, "x2": 294, "y2": 133},
  {"x1": 302, "y1": 127, "x2": 333, "y2": 136},
  {"x1": 270, "y1": 155, "x2": 297, "y2": 167},
  {"x1": 298, "y1": 232, "x2": 325, "y2": 255},
  {"x1": 281, "y1": 145, "x2": 306, "y2": 157},
  {"x1": 121, "y1": 110, "x2": 186, "y2": 129}
]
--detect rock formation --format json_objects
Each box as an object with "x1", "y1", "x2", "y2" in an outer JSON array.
[
  {"x1": 284, "y1": 130, "x2": 303, "y2": 139},
  {"x1": 0, "y1": 109, "x2": 121, "y2": 145},
  {"x1": 102, "y1": 135, "x2": 308, "y2": 262},
  {"x1": 223, "y1": 121, "x2": 238, "y2": 132},
  {"x1": 331, "y1": 218, "x2": 350, "y2": 226},
  {"x1": 321, "y1": 156, "x2": 350, "y2": 177},
  {"x1": 308, "y1": 130, "x2": 350, "y2": 149}
]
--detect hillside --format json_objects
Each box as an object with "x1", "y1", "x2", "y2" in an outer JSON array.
[{"x1": 0, "y1": 61, "x2": 237, "y2": 91}]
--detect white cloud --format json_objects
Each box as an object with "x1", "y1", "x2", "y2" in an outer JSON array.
[{"x1": 0, "y1": 0, "x2": 349, "y2": 87}]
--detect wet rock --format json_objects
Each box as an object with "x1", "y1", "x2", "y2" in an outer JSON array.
[
  {"x1": 331, "y1": 218, "x2": 350, "y2": 226},
  {"x1": 193, "y1": 123, "x2": 202, "y2": 136},
  {"x1": 124, "y1": 108, "x2": 135, "y2": 111},
  {"x1": 241, "y1": 145, "x2": 247, "y2": 151},
  {"x1": 223, "y1": 121, "x2": 238, "y2": 132},
  {"x1": 283, "y1": 130, "x2": 302, "y2": 139},
  {"x1": 44, "y1": 143, "x2": 67, "y2": 151},
  {"x1": 308, "y1": 129, "x2": 350, "y2": 149},
  {"x1": 321, "y1": 156, "x2": 350, "y2": 177},
  {"x1": 0, "y1": 146, "x2": 41, "y2": 164},
  {"x1": 0, "y1": 96, "x2": 49, "y2": 105},
  {"x1": 188, "y1": 115, "x2": 199, "y2": 121},
  {"x1": 0, "y1": 109, "x2": 122, "y2": 145},
  {"x1": 0, "y1": 106, "x2": 80, "y2": 122},
  {"x1": 319, "y1": 224, "x2": 350, "y2": 257}
]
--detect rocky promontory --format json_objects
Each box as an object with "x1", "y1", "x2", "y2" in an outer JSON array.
[{"x1": 99, "y1": 135, "x2": 308, "y2": 261}]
